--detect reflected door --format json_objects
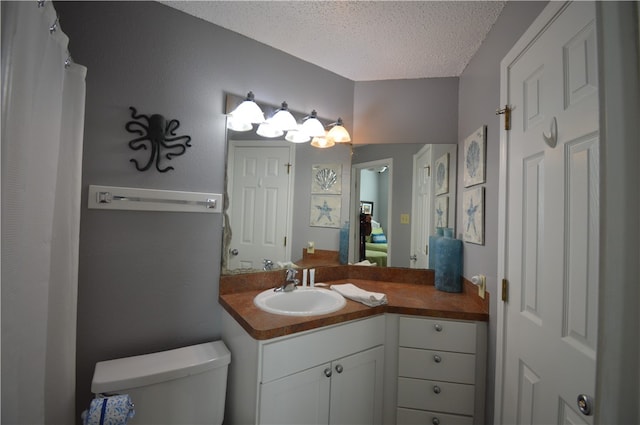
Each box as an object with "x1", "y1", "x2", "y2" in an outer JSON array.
[
  {"x1": 228, "y1": 143, "x2": 292, "y2": 270},
  {"x1": 410, "y1": 145, "x2": 431, "y2": 269}
]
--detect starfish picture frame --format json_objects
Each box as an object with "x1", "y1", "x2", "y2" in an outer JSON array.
[
  {"x1": 462, "y1": 186, "x2": 484, "y2": 245},
  {"x1": 310, "y1": 194, "x2": 341, "y2": 228}
]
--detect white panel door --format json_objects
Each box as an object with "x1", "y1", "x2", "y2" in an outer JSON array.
[
  {"x1": 410, "y1": 145, "x2": 432, "y2": 269},
  {"x1": 228, "y1": 143, "x2": 292, "y2": 270},
  {"x1": 497, "y1": 2, "x2": 599, "y2": 424}
]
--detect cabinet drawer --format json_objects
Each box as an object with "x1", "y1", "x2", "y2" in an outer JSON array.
[
  {"x1": 398, "y1": 347, "x2": 475, "y2": 384},
  {"x1": 397, "y1": 408, "x2": 473, "y2": 425},
  {"x1": 397, "y1": 377, "x2": 474, "y2": 416},
  {"x1": 399, "y1": 317, "x2": 477, "y2": 353}
]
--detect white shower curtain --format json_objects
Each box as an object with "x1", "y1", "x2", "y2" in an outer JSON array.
[{"x1": 1, "y1": 1, "x2": 86, "y2": 423}]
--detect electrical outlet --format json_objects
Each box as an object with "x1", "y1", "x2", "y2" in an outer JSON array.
[
  {"x1": 307, "y1": 241, "x2": 315, "y2": 254},
  {"x1": 471, "y1": 274, "x2": 486, "y2": 299}
]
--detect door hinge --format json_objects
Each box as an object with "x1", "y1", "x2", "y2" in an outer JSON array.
[
  {"x1": 501, "y1": 278, "x2": 509, "y2": 302},
  {"x1": 284, "y1": 236, "x2": 287, "y2": 247},
  {"x1": 425, "y1": 244, "x2": 428, "y2": 255},
  {"x1": 285, "y1": 163, "x2": 292, "y2": 174},
  {"x1": 496, "y1": 105, "x2": 512, "y2": 131}
]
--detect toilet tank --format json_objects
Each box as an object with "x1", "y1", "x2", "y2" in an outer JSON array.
[{"x1": 91, "y1": 340, "x2": 230, "y2": 425}]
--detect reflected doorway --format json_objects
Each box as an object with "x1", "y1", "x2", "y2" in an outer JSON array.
[{"x1": 350, "y1": 158, "x2": 392, "y2": 266}]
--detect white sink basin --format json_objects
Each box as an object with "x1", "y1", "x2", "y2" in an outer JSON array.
[{"x1": 254, "y1": 287, "x2": 346, "y2": 316}]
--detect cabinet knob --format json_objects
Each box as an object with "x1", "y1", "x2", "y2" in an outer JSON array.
[
  {"x1": 434, "y1": 324, "x2": 443, "y2": 332},
  {"x1": 433, "y1": 354, "x2": 442, "y2": 363},
  {"x1": 324, "y1": 367, "x2": 332, "y2": 378},
  {"x1": 433, "y1": 385, "x2": 441, "y2": 394},
  {"x1": 335, "y1": 364, "x2": 344, "y2": 374},
  {"x1": 432, "y1": 418, "x2": 440, "y2": 425}
]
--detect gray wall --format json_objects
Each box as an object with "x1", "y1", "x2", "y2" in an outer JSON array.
[
  {"x1": 456, "y1": 2, "x2": 548, "y2": 423},
  {"x1": 354, "y1": 77, "x2": 459, "y2": 144},
  {"x1": 55, "y1": 1, "x2": 354, "y2": 418}
]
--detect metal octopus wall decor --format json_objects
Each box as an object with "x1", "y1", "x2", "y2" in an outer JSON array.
[{"x1": 125, "y1": 106, "x2": 192, "y2": 173}]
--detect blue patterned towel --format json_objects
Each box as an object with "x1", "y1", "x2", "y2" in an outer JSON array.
[{"x1": 82, "y1": 394, "x2": 135, "y2": 425}]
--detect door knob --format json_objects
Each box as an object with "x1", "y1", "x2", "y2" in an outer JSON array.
[
  {"x1": 410, "y1": 254, "x2": 417, "y2": 261},
  {"x1": 335, "y1": 364, "x2": 343, "y2": 373},
  {"x1": 577, "y1": 394, "x2": 593, "y2": 416},
  {"x1": 323, "y1": 367, "x2": 332, "y2": 378},
  {"x1": 230, "y1": 248, "x2": 239, "y2": 256}
]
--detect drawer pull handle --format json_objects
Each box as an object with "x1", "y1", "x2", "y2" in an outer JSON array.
[
  {"x1": 434, "y1": 324, "x2": 443, "y2": 332},
  {"x1": 433, "y1": 385, "x2": 441, "y2": 394},
  {"x1": 335, "y1": 364, "x2": 344, "y2": 374},
  {"x1": 433, "y1": 354, "x2": 442, "y2": 363},
  {"x1": 324, "y1": 367, "x2": 332, "y2": 378},
  {"x1": 432, "y1": 418, "x2": 440, "y2": 425}
]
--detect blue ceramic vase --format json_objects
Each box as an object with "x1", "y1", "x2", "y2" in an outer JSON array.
[
  {"x1": 339, "y1": 221, "x2": 349, "y2": 264},
  {"x1": 428, "y1": 227, "x2": 444, "y2": 269},
  {"x1": 434, "y1": 228, "x2": 463, "y2": 292}
]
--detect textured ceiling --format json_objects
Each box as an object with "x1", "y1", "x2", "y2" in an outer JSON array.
[{"x1": 160, "y1": 1, "x2": 506, "y2": 81}]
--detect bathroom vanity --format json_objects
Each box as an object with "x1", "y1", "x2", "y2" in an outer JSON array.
[{"x1": 219, "y1": 266, "x2": 488, "y2": 424}]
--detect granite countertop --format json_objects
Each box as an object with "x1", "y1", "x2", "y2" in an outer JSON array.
[{"x1": 219, "y1": 266, "x2": 489, "y2": 340}]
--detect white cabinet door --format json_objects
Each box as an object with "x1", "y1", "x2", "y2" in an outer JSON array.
[
  {"x1": 259, "y1": 363, "x2": 331, "y2": 425},
  {"x1": 330, "y1": 346, "x2": 384, "y2": 425}
]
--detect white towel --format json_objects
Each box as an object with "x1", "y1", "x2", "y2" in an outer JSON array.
[
  {"x1": 82, "y1": 394, "x2": 135, "y2": 425},
  {"x1": 353, "y1": 260, "x2": 375, "y2": 266},
  {"x1": 330, "y1": 283, "x2": 388, "y2": 307}
]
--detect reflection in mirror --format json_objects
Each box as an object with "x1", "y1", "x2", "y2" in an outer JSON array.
[
  {"x1": 222, "y1": 94, "x2": 352, "y2": 275},
  {"x1": 222, "y1": 95, "x2": 457, "y2": 275},
  {"x1": 350, "y1": 144, "x2": 457, "y2": 269}
]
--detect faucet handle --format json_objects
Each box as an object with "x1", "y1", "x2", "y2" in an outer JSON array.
[{"x1": 285, "y1": 268, "x2": 298, "y2": 280}]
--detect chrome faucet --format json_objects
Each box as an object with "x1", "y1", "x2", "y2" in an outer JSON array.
[
  {"x1": 263, "y1": 259, "x2": 274, "y2": 271},
  {"x1": 274, "y1": 268, "x2": 299, "y2": 292}
]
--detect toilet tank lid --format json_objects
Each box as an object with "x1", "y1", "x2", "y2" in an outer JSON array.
[{"x1": 91, "y1": 340, "x2": 230, "y2": 394}]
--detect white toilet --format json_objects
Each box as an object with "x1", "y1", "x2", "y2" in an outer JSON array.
[{"x1": 91, "y1": 340, "x2": 230, "y2": 425}]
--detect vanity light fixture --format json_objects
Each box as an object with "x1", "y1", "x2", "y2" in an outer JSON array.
[
  {"x1": 256, "y1": 119, "x2": 284, "y2": 138},
  {"x1": 325, "y1": 117, "x2": 351, "y2": 144},
  {"x1": 270, "y1": 102, "x2": 298, "y2": 131},
  {"x1": 226, "y1": 115, "x2": 253, "y2": 132},
  {"x1": 284, "y1": 126, "x2": 312, "y2": 143},
  {"x1": 310, "y1": 134, "x2": 335, "y2": 149},
  {"x1": 228, "y1": 91, "x2": 265, "y2": 124},
  {"x1": 300, "y1": 110, "x2": 326, "y2": 137}
]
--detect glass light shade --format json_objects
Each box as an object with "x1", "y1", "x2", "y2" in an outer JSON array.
[
  {"x1": 256, "y1": 120, "x2": 284, "y2": 138},
  {"x1": 285, "y1": 129, "x2": 311, "y2": 143},
  {"x1": 226, "y1": 115, "x2": 253, "y2": 132},
  {"x1": 326, "y1": 125, "x2": 351, "y2": 143},
  {"x1": 271, "y1": 103, "x2": 297, "y2": 131},
  {"x1": 301, "y1": 110, "x2": 325, "y2": 137},
  {"x1": 229, "y1": 92, "x2": 265, "y2": 124},
  {"x1": 310, "y1": 136, "x2": 335, "y2": 148}
]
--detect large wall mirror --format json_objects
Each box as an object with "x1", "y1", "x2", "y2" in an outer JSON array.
[{"x1": 222, "y1": 94, "x2": 457, "y2": 275}]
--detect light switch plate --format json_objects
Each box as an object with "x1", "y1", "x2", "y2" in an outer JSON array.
[
  {"x1": 307, "y1": 241, "x2": 315, "y2": 254},
  {"x1": 400, "y1": 214, "x2": 410, "y2": 224}
]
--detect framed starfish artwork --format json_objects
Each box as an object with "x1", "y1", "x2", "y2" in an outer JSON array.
[
  {"x1": 310, "y1": 194, "x2": 341, "y2": 228},
  {"x1": 462, "y1": 186, "x2": 484, "y2": 245},
  {"x1": 434, "y1": 196, "x2": 449, "y2": 229}
]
